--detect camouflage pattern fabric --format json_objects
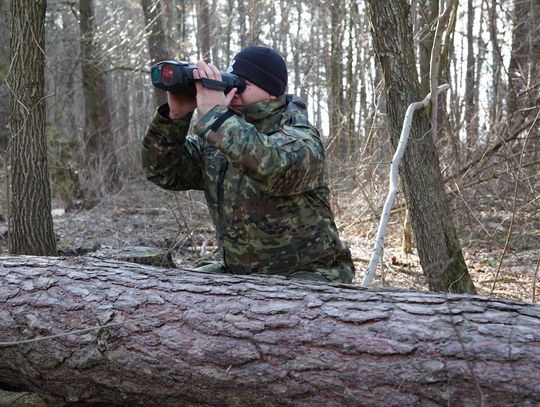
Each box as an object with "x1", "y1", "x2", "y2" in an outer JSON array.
[{"x1": 142, "y1": 94, "x2": 355, "y2": 283}]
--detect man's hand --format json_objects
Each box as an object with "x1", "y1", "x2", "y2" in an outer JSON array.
[
  {"x1": 167, "y1": 92, "x2": 197, "y2": 119},
  {"x1": 193, "y1": 61, "x2": 237, "y2": 116}
]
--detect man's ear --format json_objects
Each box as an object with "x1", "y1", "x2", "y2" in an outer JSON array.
[{"x1": 270, "y1": 95, "x2": 278, "y2": 100}]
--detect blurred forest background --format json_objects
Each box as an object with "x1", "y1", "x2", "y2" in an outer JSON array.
[{"x1": 0, "y1": 0, "x2": 538, "y2": 302}]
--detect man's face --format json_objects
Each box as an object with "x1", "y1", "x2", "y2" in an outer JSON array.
[{"x1": 230, "y1": 80, "x2": 277, "y2": 108}]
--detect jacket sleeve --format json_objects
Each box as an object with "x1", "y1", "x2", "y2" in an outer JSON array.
[
  {"x1": 193, "y1": 105, "x2": 326, "y2": 196},
  {"x1": 142, "y1": 104, "x2": 205, "y2": 191}
]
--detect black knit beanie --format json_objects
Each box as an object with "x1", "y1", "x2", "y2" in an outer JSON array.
[{"x1": 229, "y1": 45, "x2": 288, "y2": 96}]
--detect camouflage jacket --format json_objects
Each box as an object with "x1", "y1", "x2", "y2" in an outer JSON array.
[{"x1": 142, "y1": 94, "x2": 354, "y2": 283}]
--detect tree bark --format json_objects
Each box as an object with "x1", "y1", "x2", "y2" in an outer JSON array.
[
  {"x1": 161, "y1": 0, "x2": 187, "y2": 52},
  {"x1": 195, "y1": 0, "x2": 211, "y2": 61},
  {"x1": 328, "y1": 0, "x2": 346, "y2": 161},
  {"x1": 1, "y1": 255, "x2": 539, "y2": 407},
  {"x1": 141, "y1": 0, "x2": 169, "y2": 106},
  {"x1": 507, "y1": 0, "x2": 531, "y2": 120},
  {"x1": 464, "y1": 0, "x2": 478, "y2": 163},
  {"x1": 0, "y1": 0, "x2": 7, "y2": 150},
  {"x1": 488, "y1": 0, "x2": 503, "y2": 134},
  {"x1": 79, "y1": 0, "x2": 118, "y2": 195},
  {"x1": 507, "y1": 0, "x2": 540, "y2": 160},
  {"x1": 7, "y1": 0, "x2": 57, "y2": 256},
  {"x1": 365, "y1": 0, "x2": 477, "y2": 294},
  {"x1": 237, "y1": 0, "x2": 248, "y2": 48},
  {"x1": 417, "y1": 0, "x2": 438, "y2": 94}
]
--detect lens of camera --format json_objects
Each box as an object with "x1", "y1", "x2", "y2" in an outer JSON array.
[
  {"x1": 161, "y1": 64, "x2": 174, "y2": 84},
  {"x1": 151, "y1": 67, "x2": 161, "y2": 83}
]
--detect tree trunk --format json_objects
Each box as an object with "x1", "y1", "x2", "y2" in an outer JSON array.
[
  {"x1": 79, "y1": 0, "x2": 118, "y2": 195},
  {"x1": 488, "y1": 0, "x2": 503, "y2": 134},
  {"x1": 1, "y1": 256, "x2": 539, "y2": 407},
  {"x1": 292, "y1": 1, "x2": 302, "y2": 94},
  {"x1": 6, "y1": 0, "x2": 57, "y2": 256},
  {"x1": 418, "y1": 0, "x2": 438, "y2": 94},
  {"x1": 161, "y1": 0, "x2": 187, "y2": 52},
  {"x1": 0, "y1": 0, "x2": 8, "y2": 150},
  {"x1": 464, "y1": 0, "x2": 477, "y2": 163},
  {"x1": 365, "y1": 0, "x2": 477, "y2": 294},
  {"x1": 507, "y1": 0, "x2": 531, "y2": 120},
  {"x1": 224, "y1": 0, "x2": 234, "y2": 59},
  {"x1": 237, "y1": 0, "x2": 248, "y2": 48},
  {"x1": 141, "y1": 0, "x2": 169, "y2": 106},
  {"x1": 507, "y1": 0, "x2": 540, "y2": 154},
  {"x1": 195, "y1": 0, "x2": 211, "y2": 61},
  {"x1": 246, "y1": 0, "x2": 260, "y2": 45},
  {"x1": 328, "y1": 0, "x2": 346, "y2": 161},
  {"x1": 346, "y1": 0, "x2": 359, "y2": 157}
]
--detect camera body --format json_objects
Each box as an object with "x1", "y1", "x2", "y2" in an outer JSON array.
[{"x1": 151, "y1": 60, "x2": 246, "y2": 95}]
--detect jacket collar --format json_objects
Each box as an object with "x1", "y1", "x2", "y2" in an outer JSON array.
[{"x1": 236, "y1": 95, "x2": 287, "y2": 133}]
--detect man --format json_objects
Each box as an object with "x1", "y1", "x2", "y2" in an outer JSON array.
[{"x1": 142, "y1": 45, "x2": 354, "y2": 283}]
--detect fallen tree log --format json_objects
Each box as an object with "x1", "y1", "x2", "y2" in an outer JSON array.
[{"x1": 0, "y1": 255, "x2": 539, "y2": 407}]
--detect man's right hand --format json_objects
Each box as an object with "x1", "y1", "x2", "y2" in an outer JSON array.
[{"x1": 167, "y1": 92, "x2": 197, "y2": 119}]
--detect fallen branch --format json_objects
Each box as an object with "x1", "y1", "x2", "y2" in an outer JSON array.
[{"x1": 362, "y1": 84, "x2": 450, "y2": 288}]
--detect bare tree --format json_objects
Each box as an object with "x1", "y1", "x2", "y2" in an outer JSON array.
[
  {"x1": 0, "y1": 0, "x2": 9, "y2": 151},
  {"x1": 79, "y1": 0, "x2": 117, "y2": 197},
  {"x1": 487, "y1": 0, "x2": 504, "y2": 135},
  {"x1": 507, "y1": 0, "x2": 539, "y2": 121},
  {"x1": 7, "y1": 0, "x2": 56, "y2": 255},
  {"x1": 161, "y1": 0, "x2": 188, "y2": 55},
  {"x1": 246, "y1": 0, "x2": 261, "y2": 45},
  {"x1": 327, "y1": 0, "x2": 347, "y2": 161},
  {"x1": 345, "y1": 0, "x2": 360, "y2": 155},
  {"x1": 237, "y1": 0, "x2": 248, "y2": 47},
  {"x1": 365, "y1": 0, "x2": 476, "y2": 294},
  {"x1": 417, "y1": 0, "x2": 438, "y2": 94},
  {"x1": 142, "y1": 0, "x2": 169, "y2": 106},
  {"x1": 464, "y1": 0, "x2": 478, "y2": 163},
  {"x1": 224, "y1": 0, "x2": 235, "y2": 59},
  {"x1": 195, "y1": 0, "x2": 211, "y2": 60}
]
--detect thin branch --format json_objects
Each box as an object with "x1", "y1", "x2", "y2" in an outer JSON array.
[
  {"x1": 361, "y1": 84, "x2": 450, "y2": 288},
  {"x1": 490, "y1": 110, "x2": 537, "y2": 295},
  {"x1": 447, "y1": 118, "x2": 537, "y2": 182}
]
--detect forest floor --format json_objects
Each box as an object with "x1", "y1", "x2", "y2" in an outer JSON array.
[
  {"x1": 1, "y1": 177, "x2": 539, "y2": 304},
  {"x1": 6, "y1": 177, "x2": 537, "y2": 303}
]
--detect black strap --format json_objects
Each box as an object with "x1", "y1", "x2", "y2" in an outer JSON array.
[
  {"x1": 196, "y1": 78, "x2": 228, "y2": 92},
  {"x1": 210, "y1": 109, "x2": 236, "y2": 132}
]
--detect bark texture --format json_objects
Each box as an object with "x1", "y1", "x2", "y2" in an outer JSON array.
[
  {"x1": 507, "y1": 0, "x2": 534, "y2": 120},
  {"x1": 79, "y1": 0, "x2": 117, "y2": 194},
  {"x1": 7, "y1": 0, "x2": 57, "y2": 255},
  {"x1": 141, "y1": 0, "x2": 169, "y2": 106},
  {"x1": 1, "y1": 256, "x2": 539, "y2": 406},
  {"x1": 365, "y1": 0, "x2": 477, "y2": 294}
]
